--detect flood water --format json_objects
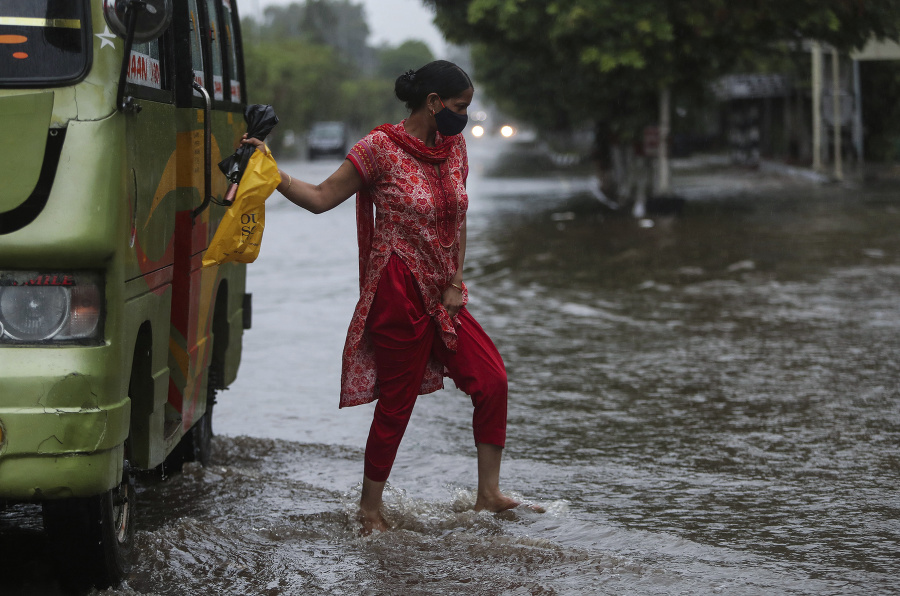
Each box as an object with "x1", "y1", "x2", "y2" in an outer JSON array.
[{"x1": 5, "y1": 138, "x2": 900, "y2": 595}]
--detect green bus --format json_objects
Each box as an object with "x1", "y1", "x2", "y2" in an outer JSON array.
[{"x1": 0, "y1": 0, "x2": 251, "y2": 588}]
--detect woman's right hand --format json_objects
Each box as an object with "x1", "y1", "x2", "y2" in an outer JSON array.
[{"x1": 241, "y1": 133, "x2": 267, "y2": 154}]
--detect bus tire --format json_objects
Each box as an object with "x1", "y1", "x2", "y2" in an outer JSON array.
[
  {"x1": 184, "y1": 363, "x2": 217, "y2": 466},
  {"x1": 187, "y1": 399, "x2": 214, "y2": 466},
  {"x1": 43, "y1": 448, "x2": 135, "y2": 590}
]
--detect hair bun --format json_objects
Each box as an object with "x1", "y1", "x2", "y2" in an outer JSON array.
[{"x1": 394, "y1": 69, "x2": 419, "y2": 103}]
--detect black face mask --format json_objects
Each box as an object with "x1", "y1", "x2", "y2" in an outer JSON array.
[{"x1": 434, "y1": 98, "x2": 468, "y2": 136}]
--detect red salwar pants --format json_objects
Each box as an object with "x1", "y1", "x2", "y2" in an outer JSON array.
[{"x1": 364, "y1": 254, "x2": 508, "y2": 482}]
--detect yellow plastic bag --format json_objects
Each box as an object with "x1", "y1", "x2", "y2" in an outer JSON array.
[{"x1": 203, "y1": 146, "x2": 281, "y2": 267}]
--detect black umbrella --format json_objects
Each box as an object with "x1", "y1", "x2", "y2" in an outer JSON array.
[{"x1": 218, "y1": 104, "x2": 279, "y2": 185}]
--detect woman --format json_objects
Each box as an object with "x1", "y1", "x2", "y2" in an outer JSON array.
[{"x1": 245, "y1": 60, "x2": 520, "y2": 533}]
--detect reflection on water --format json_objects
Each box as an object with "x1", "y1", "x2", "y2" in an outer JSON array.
[
  {"x1": 3, "y1": 143, "x2": 899, "y2": 595},
  {"x1": 465, "y1": 159, "x2": 900, "y2": 593}
]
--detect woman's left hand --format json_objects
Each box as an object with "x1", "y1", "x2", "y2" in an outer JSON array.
[{"x1": 442, "y1": 283, "x2": 464, "y2": 319}]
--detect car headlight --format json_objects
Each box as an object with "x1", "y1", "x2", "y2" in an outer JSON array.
[{"x1": 0, "y1": 271, "x2": 104, "y2": 344}]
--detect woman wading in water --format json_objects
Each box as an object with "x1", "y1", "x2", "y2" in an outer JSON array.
[{"x1": 244, "y1": 60, "x2": 521, "y2": 533}]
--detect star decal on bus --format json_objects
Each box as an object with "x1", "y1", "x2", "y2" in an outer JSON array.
[{"x1": 96, "y1": 26, "x2": 116, "y2": 49}]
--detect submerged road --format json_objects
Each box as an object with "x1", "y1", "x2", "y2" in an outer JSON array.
[{"x1": 4, "y1": 137, "x2": 899, "y2": 595}]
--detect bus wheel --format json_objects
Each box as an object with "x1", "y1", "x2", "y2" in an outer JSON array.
[
  {"x1": 43, "y1": 450, "x2": 135, "y2": 590},
  {"x1": 188, "y1": 400, "x2": 214, "y2": 466},
  {"x1": 185, "y1": 374, "x2": 216, "y2": 467}
]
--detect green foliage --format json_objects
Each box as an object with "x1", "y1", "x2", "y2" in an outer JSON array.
[
  {"x1": 245, "y1": 40, "x2": 345, "y2": 118},
  {"x1": 375, "y1": 41, "x2": 435, "y2": 79},
  {"x1": 244, "y1": 40, "x2": 349, "y2": 153},
  {"x1": 339, "y1": 77, "x2": 408, "y2": 132},
  {"x1": 241, "y1": 1, "x2": 438, "y2": 155},
  {"x1": 258, "y1": 0, "x2": 371, "y2": 68},
  {"x1": 426, "y1": 0, "x2": 900, "y2": 138}
]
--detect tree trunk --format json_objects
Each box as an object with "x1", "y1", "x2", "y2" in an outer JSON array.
[
  {"x1": 592, "y1": 120, "x2": 619, "y2": 199},
  {"x1": 812, "y1": 41, "x2": 823, "y2": 172},
  {"x1": 656, "y1": 86, "x2": 671, "y2": 196}
]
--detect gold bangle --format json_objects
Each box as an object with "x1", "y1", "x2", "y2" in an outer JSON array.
[
  {"x1": 450, "y1": 282, "x2": 463, "y2": 292},
  {"x1": 283, "y1": 174, "x2": 293, "y2": 192}
]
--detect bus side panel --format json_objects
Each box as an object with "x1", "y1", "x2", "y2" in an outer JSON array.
[
  {"x1": 219, "y1": 261, "x2": 247, "y2": 388},
  {"x1": 209, "y1": 110, "x2": 249, "y2": 388},
  {"x1": 122, "y1": 96, "x2": 179, "y2": 469},
  {"x1": 166, "y1": 108, "x2": 236, "y2": 437}
]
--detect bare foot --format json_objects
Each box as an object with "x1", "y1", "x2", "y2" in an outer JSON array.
[
  {"x1": 475, "y1": 494, "x2": 547, "y2": 514},
  {"x1": 357, "y1": 508, "x2": 390, "y2": 536},
  {"x1": 474, "y1": 493, "x2": 520, "y2": 513}
]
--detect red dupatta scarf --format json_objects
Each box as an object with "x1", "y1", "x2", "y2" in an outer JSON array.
[{"x1": 355, "y1": 123, "x2": 457, "y2": 290}]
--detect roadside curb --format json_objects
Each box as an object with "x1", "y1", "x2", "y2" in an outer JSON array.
[{"x1": 759, "y1": 160, "x2": 832, "y2": 184}]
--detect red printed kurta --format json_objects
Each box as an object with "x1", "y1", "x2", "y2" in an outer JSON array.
[{"x1": 340, "y1": 122, "x2": 469, "y2": 408}]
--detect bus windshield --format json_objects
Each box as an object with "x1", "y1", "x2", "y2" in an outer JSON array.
[{"x1": 0, "y1": 0, "x2": 89, "y2": 87}]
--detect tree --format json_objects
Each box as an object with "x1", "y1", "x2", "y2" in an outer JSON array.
[
  {"x1": 339, "y1": 77, "x2": 407, "y2": 132},
  {"x1": 261, "y1": 0, "x2": 372, "y2": 69},
  {"x1": 424, "y1": 0, "x2": 900, "y2": 200},
  {"x1": 241, "y1": 1, "x2": 436, "y2": 154},
  {"x1": 245, "y1": 39, "x2": 351, "y2": 153},
  {"x1": 375, "y1": 40, "x2": 435, "y2": 79}
]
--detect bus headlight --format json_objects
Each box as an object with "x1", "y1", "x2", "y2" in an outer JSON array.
[{"x1": 0, "y1": 272, "x2": 104, "y2": 343}]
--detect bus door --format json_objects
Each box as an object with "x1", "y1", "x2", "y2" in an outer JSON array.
[
  {"x1": 204, "y1": 0, "x2": 249, "y2": 394},
  {"x1": 164, "y1": 0, "x2": 245, "y2": 454},
  {"x1": 122, "y1": 27, "x2": 178, "y2": 467}
]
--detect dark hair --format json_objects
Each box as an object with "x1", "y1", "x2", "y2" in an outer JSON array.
[{"x1": 394, "y1": 60, "x2": 473, "y2": 110}]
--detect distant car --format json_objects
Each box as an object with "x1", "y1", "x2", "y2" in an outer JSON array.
[{"x1": 307, "y1": 121, "x2": 348, "y2": 160}]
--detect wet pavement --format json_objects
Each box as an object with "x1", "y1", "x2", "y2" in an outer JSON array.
[{"x1": 2, "y1": 137, "x2": 899, "y2": 595}]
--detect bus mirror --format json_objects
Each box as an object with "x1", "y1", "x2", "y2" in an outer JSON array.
[
  {"x1": 107, "y1": 0, "x2": 173, "y2": 112},
  {"x1": 103, "y1": 0, "x2": 172, "y2": 43}
]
